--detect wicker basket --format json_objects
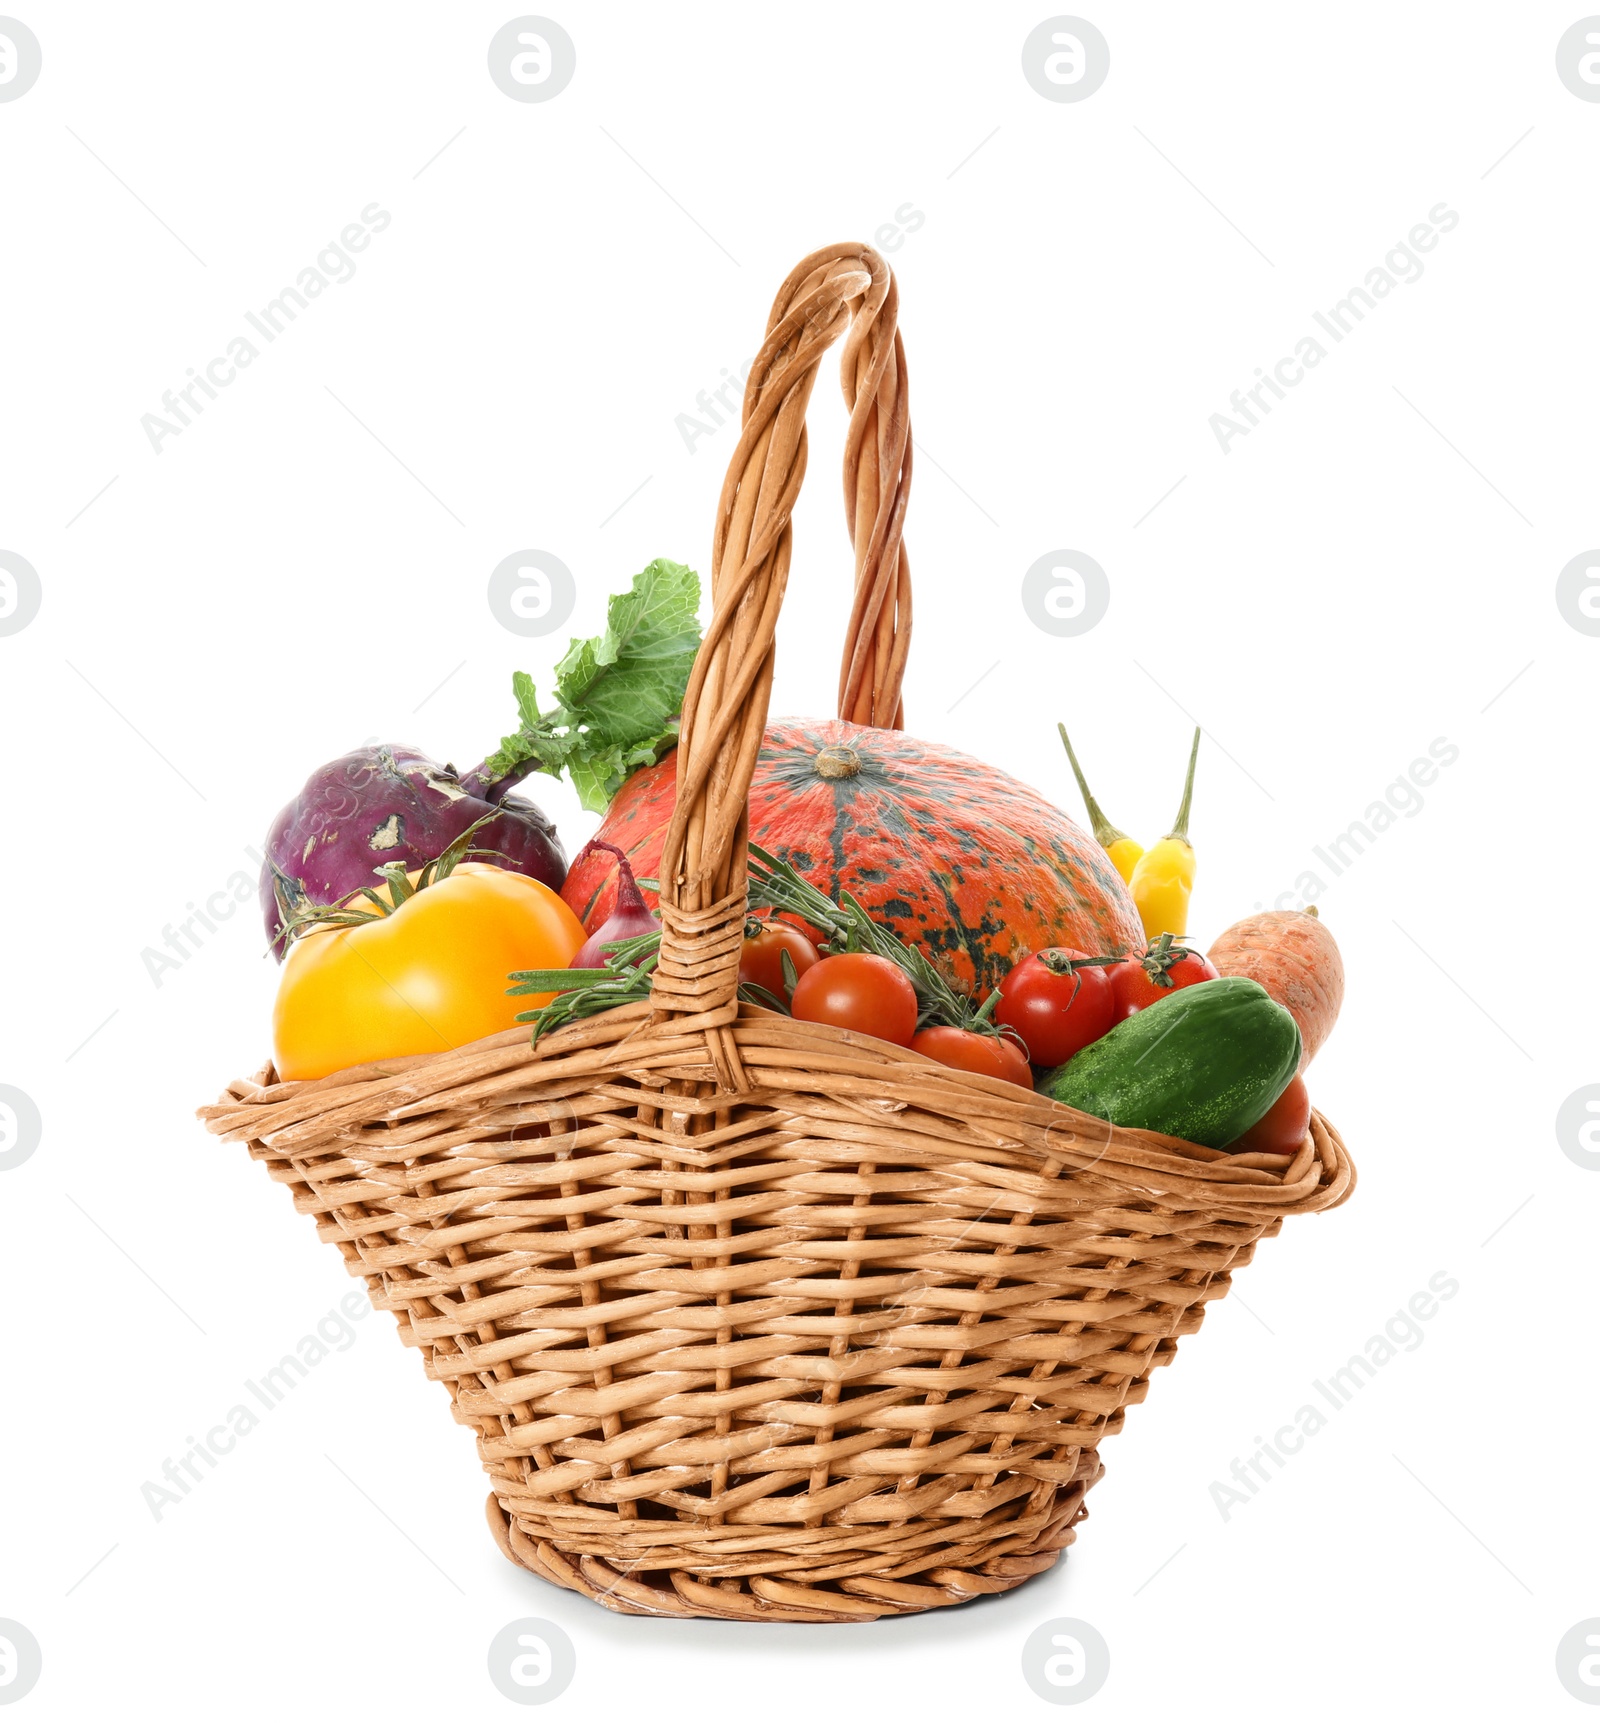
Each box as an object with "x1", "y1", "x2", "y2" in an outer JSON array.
[{"x1": 202, "y1": 242, "x2": 1354, "y2": 1623}]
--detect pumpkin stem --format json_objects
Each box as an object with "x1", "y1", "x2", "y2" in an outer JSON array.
[
  {"x1": 814, "y1": 745, "x2": 862, "y2": 780},
  {"x1": 1166, "y1": 727, "x2": 1201, "y2": 845},
  {"x1": 1057, "y1": 724, "x2": 1132, "y2": 849}
]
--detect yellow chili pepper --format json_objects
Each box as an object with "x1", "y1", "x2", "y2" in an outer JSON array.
[
  {"x1": 1130, "y1": 728, "x2": 1200, "y2": 940},
  {"x1": 1058, "y1": 723, "x2": 1144, "y2": 884}
]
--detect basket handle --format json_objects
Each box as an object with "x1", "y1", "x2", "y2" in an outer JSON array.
[
  {"x1": 648, "y1": 243, "x2": 911, "y2": 1061},
  {"x1": 825, "y1": 262, "x2": 913, "y2": 732}
]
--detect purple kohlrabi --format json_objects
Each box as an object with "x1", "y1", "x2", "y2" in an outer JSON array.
[{"x1": 261, "y1": 744, "x2": 565, "y2": 955}]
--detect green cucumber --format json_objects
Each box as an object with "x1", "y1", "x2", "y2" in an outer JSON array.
[{"x1": 1036, "y1": 976, "x2": 1300, "y2": 1150}]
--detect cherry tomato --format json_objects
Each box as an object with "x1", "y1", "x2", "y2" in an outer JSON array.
[
  {"x1": 1109, "y1": 939, "x2": 1219, "y2": 1018},
  {"x1": 995, "y1": 948, "x2": 1118, "y2": 1067},
  {"x1": 1226, "y1": 1075, "x2": 1312, "y2": 1154},
  {"x1": 738, "y1": 918, "x2": 820, "y2": 999},
  {"x1": 790, "y1": 952, "x2": 919, "y2": 1045},
  {"x1": 910, "y1": 1026, "x2": 1033, "y2": 1088}
]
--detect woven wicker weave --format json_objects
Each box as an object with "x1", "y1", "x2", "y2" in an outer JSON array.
[{"x1": 203, "y1": 243, "x2": 1354, "y2": 1623}]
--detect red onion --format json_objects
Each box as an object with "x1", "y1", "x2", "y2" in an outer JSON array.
[{"x1": 571, "y1": 841, "x2": 658, "y2": 967}]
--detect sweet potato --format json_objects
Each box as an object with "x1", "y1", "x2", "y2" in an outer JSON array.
[{"x1": 1207, "y1": 909, "x2": 1343, "y2": 1070}]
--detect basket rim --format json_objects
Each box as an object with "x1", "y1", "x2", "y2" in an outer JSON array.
[{"x1": 198, "y1": 998, "x2": 1355, "y2": 1222}]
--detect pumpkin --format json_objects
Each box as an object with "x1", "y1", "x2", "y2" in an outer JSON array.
[{"x1": 562, "y1": 717, "x2": 1144, "y2": 994}]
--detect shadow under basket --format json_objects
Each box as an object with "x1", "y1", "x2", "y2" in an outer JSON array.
[{"x1": 202, "y1": 242, "x2": 1354, "y2": 1623}]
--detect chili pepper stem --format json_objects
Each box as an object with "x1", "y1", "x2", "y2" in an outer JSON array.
[
  {"x1": 1057, "y1": 723, "x2": 1134, "y2": 850},
  {"x1": 1166, "y1": 727, "x2": 1201, "y2": 844}
]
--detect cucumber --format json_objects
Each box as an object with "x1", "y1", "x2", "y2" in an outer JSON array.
[{"x1": 1036, "y1": 976, "x2": 1301, "y2": 1150}]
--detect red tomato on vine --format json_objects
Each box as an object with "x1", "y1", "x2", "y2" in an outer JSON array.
[
  {"x1": 1226, "y1": 1075, "x2": 1311, "y2": 1154},
  {"x1": 910, "y1": 1025, "x2": 1032, "y2": 1087},
  {"x1": 738, "y1": 919, "x2": 820, "y2": 1000},
  {"x1": 790, "y1": 952, "x2": 919, "y2": 1045},
  {"x1": 1108, "y1": 934, "x2": 1218, "y2": 1018},
  {"x1": 995, "y1": 948, "x2": 1118, "y2": 1066}
]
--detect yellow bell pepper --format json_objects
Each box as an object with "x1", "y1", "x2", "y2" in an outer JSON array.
[
  {"x1": 1058, "y1": 723, "x2": 1144, "y2": 884},
  {"x1": 1130, "y1": 728, "x2": 1200, "y2": 939}
]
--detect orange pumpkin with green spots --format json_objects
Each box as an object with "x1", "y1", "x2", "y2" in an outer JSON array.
[{"x1": 562, "y1": 718, "x2": 1144, "y2": 995}]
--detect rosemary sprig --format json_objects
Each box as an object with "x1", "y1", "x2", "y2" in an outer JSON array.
[
  {"x1": 510, "y1": 848, "x2": 1006, "y2": 1044},
  {"x1": 745, "y1": 843, "x2": 995, "y2": 1033},
  {"x1": 508, "y1": 929, "x2": 662, "y2": 1040}
]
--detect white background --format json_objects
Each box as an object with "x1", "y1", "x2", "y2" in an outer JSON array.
[{"x1": 2, "y1": 3, "x2": 1597, "y2": 1717}]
